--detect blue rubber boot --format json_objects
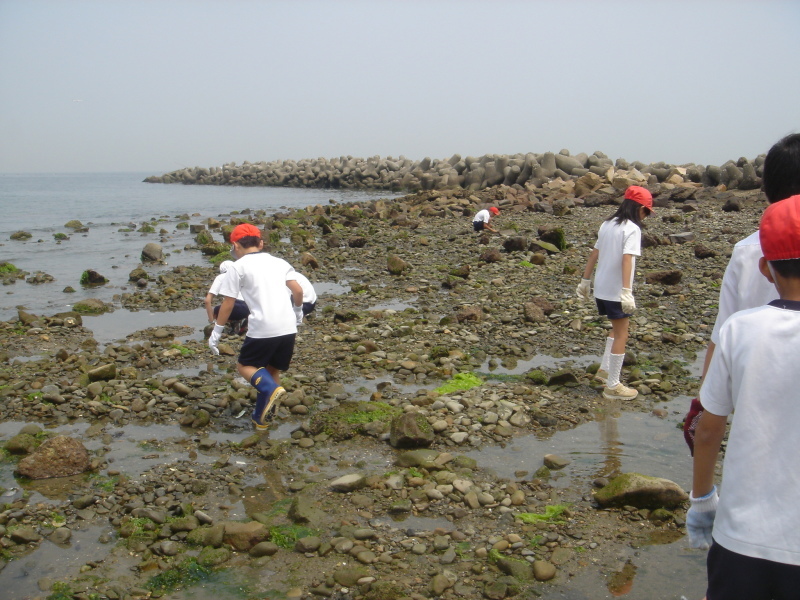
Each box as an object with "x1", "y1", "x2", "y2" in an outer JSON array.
[{"x1": 250, "y1": 368, "x2": 285, "y2": 429}]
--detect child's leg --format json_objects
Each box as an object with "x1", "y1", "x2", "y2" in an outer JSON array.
[
  {"x1": 599, "y1": 335, "x2": 614, "y2": 373},
  {"x1": 238, "y1": 363, "x2": 285, "y2": 429},
  {"x1": 606, "y1": 317, "x2": 629, "y2": 388}
]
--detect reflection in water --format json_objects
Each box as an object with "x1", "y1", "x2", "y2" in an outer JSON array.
[
  {"x1": 608, "y1": 560, "x2": 637, "y2": 596},
  {"x1": 596, "y1": 409, "x2": 622, "y2": 479}
]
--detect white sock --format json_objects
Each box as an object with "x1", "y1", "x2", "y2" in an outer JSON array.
[
  {"x1": 607, "y1": 353, "x2": 625, "y2": 388},
  {"x1": 600, "y1": 337, "x2": 614, "y2": 373}
]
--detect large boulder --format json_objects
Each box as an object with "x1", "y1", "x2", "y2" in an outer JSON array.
[
  {"x1": 16, "y1": 436, "x2": 90, "y2": 479},
  {"x1": 593, "y1": 472, "x2": 688, "y2": 509}
]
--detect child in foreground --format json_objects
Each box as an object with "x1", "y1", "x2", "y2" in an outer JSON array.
[
  {"x1": 209, "y1": 224, "x2": 303, "y2": 429},
  {"x1": 576, "y1": 185, "x2": 652, "y2": 400},
  {"x1": 688, "y1": 194, "x2": 800, "y2": 599}
]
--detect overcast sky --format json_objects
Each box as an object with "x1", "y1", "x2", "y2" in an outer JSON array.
[{"x1": 1, "y1": 0, "x2": 798, "y2": 174}]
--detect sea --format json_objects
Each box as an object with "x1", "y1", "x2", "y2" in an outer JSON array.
[{"x1": 0, "y1": 172, "x2": 398, "y2": 337}]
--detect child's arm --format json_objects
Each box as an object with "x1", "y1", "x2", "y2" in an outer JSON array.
[
  {"x1": 582, "y1": 249, "x2": 599, "y2": 279},
  {"x1": 621, "y1": 253, "x2": 633, "y2": 290},
  {"x1": 204, "y1": 293, "x2": 215, "y2": 322},
  {"x1": 692, "y1": 410, "x2": 727, "y2": 496}
]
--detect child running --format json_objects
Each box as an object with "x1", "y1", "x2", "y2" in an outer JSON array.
[
  {"x1": 576, "y1": 185, "x2": 652, "y2": 400},
  {"x1": 209, "y1": 223, "x2": 303, "y2": 429},
  {"x1": 688, "y1": 194, "x2": 800, "y2": 599}
]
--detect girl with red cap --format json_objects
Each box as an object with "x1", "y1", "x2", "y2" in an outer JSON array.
[{"x1": 576, "y1": 185, "x2": 653, "y2": 400}]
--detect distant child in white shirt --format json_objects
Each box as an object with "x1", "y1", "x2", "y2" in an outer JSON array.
[
  {"x1": 576, "y1": 186, "x2": 652, "y2": 401},
  {"x1": 472, "y1": 206, "x2": 500, "y2": 233}
]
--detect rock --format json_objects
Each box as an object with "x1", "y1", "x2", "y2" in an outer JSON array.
[
  {"x1": 16, "y1": 436, "x2": 90, "y2": 479},
  {"x1": 547, "y1": 370, "x2": 579, "y2": 386},
  {"x1": 396, "y1": 449, "x2": 438, "y2": 468},
  {"x1": 249, "y1": 541, "x2": 279, "y2": 557},
  {"x1": 5, "y1": 433, "x2": 38, "y2": 455},
  {"x1": 389, "y1": 412, "x2": 435, "y2": 448},
  {"x1": 594, "y1": 472, "x2": 689, "y2": 508},
  {"x1": 82, "y1": 269, "x2": 107, "y2": 285},
  {"x1": 334, "y1": 566, "x2": 368, "y2": 587},
  {"x1": 645, "y1": 270, "x2": 682, "y2": 285},
  {"x1": 330, "y1": 474, "x2": 366, "y2": 492},
  {"x1": 295, "y1": 536, "x2": 321, "y2": 553},
  {"x1": 88, "y1": 363, "x2": 116, "y2": 381},
  {"x1": 387, "y1": 254, "x2": 411, "y2": 275},
  {"x1": 543, "y1": 454, "x2": 571, "y2": 470},
  {"x1": 694, "y1": 244, "x2": 718, "y2": 259},
  {"x1": 288, "y1": 495, "x2": 325, "y2": 525},
  {"x1": 141, "y1": 242, "x2": 163, "y2": 262},
  {"x1": 496, "y1": 556, "x2": 534, "y2": 580},
  {"x1": 10, "y1": 526, "x2": 42, "y2": 544},
  {"x1": 668, "y1": 232, "x2": 695, "y2": 244},
  {"x1": 503, "y1": 236, "x2": 528, "y2": 252},
  {"x1": 222, "y1": 521, "x2": 268, "y2": 551},
  {"x1": 533, "y1": 560, "x2": 557, "y2": 581}
]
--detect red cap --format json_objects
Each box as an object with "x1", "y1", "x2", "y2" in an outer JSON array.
[
  {"x1": 759, "y1": 194, "x2": 800, "y2": 261},
  {"x1": 489, "y1": 207, "x2": 500, "y2": 215},
  {"x1": 230, "y1": 223, "x2": 262, "y2": 243},
  {"x1": 624, "y1": 186, "x2": 653, "y2": 212}
]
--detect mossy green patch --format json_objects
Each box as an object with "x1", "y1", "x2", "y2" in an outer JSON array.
[
  {"x1": 146, "y1": 557, "x2": 213, "y2": 592},
  {"x1": 0, "y1": 262, "x2": 19, "y2": 274},
  {"x1": 269, "y1": 524, "x2": 317, "y2": 549},
  {"x1": 434, "y1": 372, "x2": 483, "y2": 394},
  {"x1": 308, "y1": 401, "x2": 401, "y2": 441},
  {"x1": 517, "y1": 504, "x2": 569, "y2": 524}
]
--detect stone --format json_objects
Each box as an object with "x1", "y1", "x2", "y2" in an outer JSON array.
[
  {"x1": 141, "y1": 242, "x2": 163, "y2": 262},
  {"x1": 543, "y1": 454, "x2": 571, "y2": 470},
  {"x1": 594, "y1": 472, "x2": 689, "y2": 509},
  {"x1": 533, "y1": 560, "x2": 557, "y2": 581},
  {"x1": 330, "y1": 474, "x2": 366, "y2": 492},
  {"x1": 389, "y1": 411, "x2": 435, "y2": 448},
  {"x1": 222, "y1": 521, "x2": 269, "y2": 551},
  {"x1": 16, "y1": 436, "x2": 90, "y2": 479}
]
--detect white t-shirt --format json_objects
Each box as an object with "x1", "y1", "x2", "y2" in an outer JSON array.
[
  {"x1": 208, "y1": 273, "x2": 244, "y2": 301},
  {"x1": 218, "y1": 252, "x2": 298, "y2": 338},
  {"x1": 710, "y1": 231, "x2": 779, "y2": 345},
  {"x1": 473, "y1": 209, "x2": 491, "y2": 224},
  {"x1": 592, "y1": 219, "x2": 641, "y2": 302},
  {"x1": 701, "y1": 302, "x2": 800, "y2": 565},
  {"x1": 293, "y1": 272, "x2": 317, "y2": 304}
]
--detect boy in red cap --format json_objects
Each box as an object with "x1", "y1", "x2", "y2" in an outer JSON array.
[
  {"x1": 472, "y1": 206, "x2": 500, "y2": 233},
  {"x1": 210, "y1": 223, "x2": 303, "y2": 429},
  {"x1": 688, "y1": 194, "x2": 800, "y2": 598},
  {"x1": 576, "y1": 185, "x2": 652, "y2": 400}
]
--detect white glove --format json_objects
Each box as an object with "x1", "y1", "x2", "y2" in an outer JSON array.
[
  {"x1": 620, "y1": 287, "x2": 636, "y2": 313},
  {"x1": 208, "y1": 323, "x2": 224, "y2": 355},
  {"x1": 687, "y1": 486, "x2": 718, "y2": 549},
  {"x1": 293, "y1": 304, "x2": 304, "y2": 326},
  {"x1": 576, "y1": 278, "x2": 592, "y2": 301}
]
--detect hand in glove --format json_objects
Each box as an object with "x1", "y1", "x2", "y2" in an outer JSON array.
[
  {"x1": 293, "y1": 304, "x2": 304, "y2": 326},
  {"x1": 687, "y1": 486, "x2": 718, "y2": 550},
  {"x1": 575, "y1": 278, "x2": 592, "y2": 301},
  {"x1": 208, "y1": 323, "x2": 224, "y2": 355},
  {"x1": 620, "y1": 288, "x2": 636, "y2": 313}
]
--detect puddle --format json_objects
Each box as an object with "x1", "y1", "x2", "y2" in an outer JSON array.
[
  {"x1": 0, "y1": 525, "x2": 114, "y2": 600},
  {"x1": 314, "y1": 281, "x2": 349, "y2": 295},
  {"x1": 538, "y1": 540, "x2": 707, "y2": 600},
  {"x1": 156, "y1": 364, "x2": 220, "y2": 379},
  {"x1": 366, "y1": 298, "x2": 418, "y2": 312},
  {"x1": 81, "y1": 307, "x2": 208, "y2": 346},
  {"x1": 480, "y1": 353, "x2": 601, "y2": 375},
  {"x1": 463, "y1": 396, "x2": 693, "y2": 489},
  {"x1": 370, "y1": 513, "x2": 455, "y2": 533},
  {"x1": 9, "y1": 355, "x2": 46, "y2": 364}
]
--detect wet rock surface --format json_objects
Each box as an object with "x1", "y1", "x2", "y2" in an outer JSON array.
[{"x1": 0, "y1": 180, "x2": 754, "y2": 599}]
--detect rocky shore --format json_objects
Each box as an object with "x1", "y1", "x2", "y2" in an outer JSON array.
[
  {"x1": 0, "y1": 177, "x2": 757, "y2": 600},
  {"x1": 143, "y1": 149, "x2": 763, "y2": 193}
]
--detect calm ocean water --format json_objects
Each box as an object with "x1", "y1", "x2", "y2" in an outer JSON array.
[{"x1": 0, "y1": 172, "x2": 397, "y2": 324}]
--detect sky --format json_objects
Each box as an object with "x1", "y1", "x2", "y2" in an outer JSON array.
[{"x1": 1, "y1": 0, "x2": 799, "y2": 174}]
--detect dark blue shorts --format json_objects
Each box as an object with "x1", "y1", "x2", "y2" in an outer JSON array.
[
  {"x1": 238, "y1": 334, "x2": 295, "y2": 371},
  {"x1": 302, "y1": 301, "x2": 317, "y2": 316},
  {"x1": 707, "y1": 540, "x2": 800, "y2": 600},
  {"x1": 473, "y1": 221, "x2": 485, "y2": 232},
  {"x1": 595, "y1": 298, "x2": 631, "y2": 320},
  {"x1": 213, "y1": 299, "x2": 250, "y2": 322}
]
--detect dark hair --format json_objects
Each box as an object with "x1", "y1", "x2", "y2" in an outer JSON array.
[
  {"x1": 763, "y1": 133, "x2": 800, "y2": 203},
  {"x1": 235, "y1": 235, "x2": 262, "y2": 249},
  {"x1": 770, "y1": 258, "x2": 800, "y2": 279},
  {"x1": 606, "y1": 198, "x2": 649, "y2": 227}
]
